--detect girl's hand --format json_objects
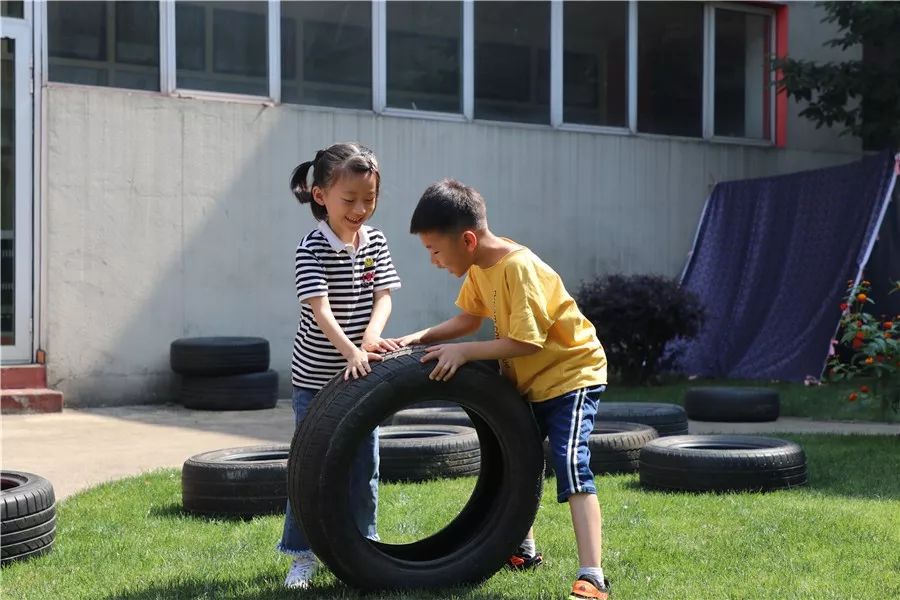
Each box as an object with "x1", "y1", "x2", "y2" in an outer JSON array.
[
  {"x1": 344, "y1": 347, "x2": 382, "y2": 380},
  {"x1": 361, "y1": 337, "x2": 401, "y2": 353}
]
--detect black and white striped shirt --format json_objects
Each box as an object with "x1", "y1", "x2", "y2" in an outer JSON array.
[{"x1": 292, "y1": 221, "x2": 401, "y2": 389}]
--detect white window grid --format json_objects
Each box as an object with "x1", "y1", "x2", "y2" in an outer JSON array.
[{"x1": 40, "y1": 0, "x2": 776, "y2": 145}]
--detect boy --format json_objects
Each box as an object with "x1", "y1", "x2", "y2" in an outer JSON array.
[{"x1": 393, "y1": 179, "x2": 610, "y2": 600}]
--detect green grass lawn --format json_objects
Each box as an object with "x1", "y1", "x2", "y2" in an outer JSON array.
[
  {"x1": 3, "y1": 434, "x2": 899, "y2": 600},
  {"x1": 604, "y1": 377, "x2": 900, "y2": 423}
]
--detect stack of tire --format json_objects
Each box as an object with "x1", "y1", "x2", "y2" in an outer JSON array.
[
  {"x1": 171, "y1": 337, "x2": 278, "y2": 410},
  {"x1": 1, "y1": 471, "x2": 56, "y2": 565},
  {"x1": 182, "y1": 445, "x2": 290, "y2": 517}
]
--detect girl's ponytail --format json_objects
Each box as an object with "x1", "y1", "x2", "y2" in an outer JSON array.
[{"x1": 289, "y1": 160, "x2": 315, "y2": 205}]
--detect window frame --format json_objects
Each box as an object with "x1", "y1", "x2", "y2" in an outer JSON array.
[
  {"x1": 40, "y1": 0, "x2": 779, "y2": 146},
  {"x1": 704, "y1": 2, "x2": 777, "y2": 146},
  {"x1": 44, "y1": 1, "x2": 162, "y2": 92},
  {"x1": 554, "y1": 0, "x2": 634, "y2": 136},
  {"x1": 165, "y1": 0, "x2": 274, "y2": 103},
  {"x1": 377, "y1": 0, "x2": 469, "y2": 123}
]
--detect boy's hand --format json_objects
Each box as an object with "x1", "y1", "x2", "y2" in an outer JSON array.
[
  {"x1": 344, "y1": 347, "x2": 382, "y2": 380},
  {"x1": 391, "y1": 333, "x2": 423, "y2": 348},
  {"x1": 421, "y1": 343, "x2": 469, "y2": 382},
  {"x1": 361, "y1": 337, "x2": 401, "y2": 353}
]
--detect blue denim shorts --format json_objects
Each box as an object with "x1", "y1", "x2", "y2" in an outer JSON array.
[{"x1": 531, "y1": 385, "x2": 605, "y2": 502}]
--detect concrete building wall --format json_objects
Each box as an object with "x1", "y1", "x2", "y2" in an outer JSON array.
[
  {"x1": 785, "y1": 1, "x2": 862, "y2": 154},
  {"x1": 42, "y1": 2, "x2": 863, "y2": 405}
]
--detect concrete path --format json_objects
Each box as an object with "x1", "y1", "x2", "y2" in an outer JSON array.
[
  {"x1": 689, "y1": 417, "x2": 900, "y2": 436},
  {"x1": 3, "y1": 402, "x2": 898, "y2": 500},
  {"x1": 2, "y1": 401, "x2": 296, "y2": 499}
]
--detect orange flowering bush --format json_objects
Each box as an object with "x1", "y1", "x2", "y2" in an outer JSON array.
[{"x1": 827, "y1": 279, "x2": 900, "y2": 412}]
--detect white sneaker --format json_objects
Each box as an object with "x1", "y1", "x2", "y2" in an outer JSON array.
[{"x1": 284, "y1": 552, "x2": 318, "y2": 589}]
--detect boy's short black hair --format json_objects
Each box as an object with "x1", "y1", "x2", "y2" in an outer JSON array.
[{"x1": 409, "y1": 179, "x2": 488, "y2": 234}]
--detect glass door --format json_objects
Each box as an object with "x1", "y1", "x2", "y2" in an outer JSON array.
[{"x1": 1, "y1": 8, "x2": 33, "y2": 363}]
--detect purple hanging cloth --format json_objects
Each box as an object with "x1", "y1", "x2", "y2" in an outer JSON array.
[{"x1": 673, "y1": 150, "x2": 898, "y2": 381}]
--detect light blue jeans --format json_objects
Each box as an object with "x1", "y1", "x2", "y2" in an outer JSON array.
[{"x1": 278, "y1": 387, "x2": 379, "y2": 556}]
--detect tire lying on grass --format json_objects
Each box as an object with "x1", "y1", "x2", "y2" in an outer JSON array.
[
  {"x1": 289, "y1": 347, "x2": 544, "y2": 591},
  {"x1": 684, "y1": 387, "x2": 780, "y2": 422},
  {"x1": 182, "y1": 445, "x2": 289, "y2": 517},
  {"x1": 179, "y1": 370, "x2": 279, "y2": 411},
  {"x1": 596, "y1": 402, "x2": 689, "y2": 436},
  {"x1": 1, "y1": 471, "x2": 56, "y2": 565},
  {"x1": 544, "y1": 422, "x2": 659, "y2": 476},
  {"x1": 170, "y1": 336, "x2": 270, "y2": 376},
  {"x1": 379, "y1": 425, "x2": 480, "y2": 482},
  {"x1": 639, "y1": 435, "x2": 807, "y2": 492}
]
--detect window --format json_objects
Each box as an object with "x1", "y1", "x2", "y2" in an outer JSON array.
[
  {"x1": 1, "y1": 39, "x2": 15, "y2": 343},
  {"x1": 713, "y1": 8, "x2": 772, "y2": 140},
  {"x1": 387, "y1": 1, "x2": 461, "y2": 113},
  {"x1": 563, "y1": 0, "x2": 628, "y2": 127},
  {"x1": 474, "y1": 1, "x2": 550, "y2": 124},
  {"x1": 40, "y1": 0, "x2": 778, "y2": 144},
  {"x1": 1, "y1": 1, "x2": 24, "y2": 19},
  {"x1": 637, "y1": 1, "x2": 704, "y2": 137},
  {"x1": 281, "y1": 1, "x2": 371, "y2": 109},
  {"x1": 47, "y1": 1, "x2": 160, "y2": 91},
  {"x1": 176, "y1": 1, "x2": 268, "y2": 96}
]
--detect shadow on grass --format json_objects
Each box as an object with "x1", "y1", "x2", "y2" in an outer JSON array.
[
  {"x1": 147, "y1": 502, "x2": 283, "y2": 522},
  {"x1": 98, "y1": 575, "x2": 507, "y2": 600}
]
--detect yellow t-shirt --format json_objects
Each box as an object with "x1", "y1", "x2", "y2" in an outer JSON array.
[{"x1": 455, "y1": 242, "x2": 608, "y2": 402}]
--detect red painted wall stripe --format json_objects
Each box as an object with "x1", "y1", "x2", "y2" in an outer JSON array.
[{"x1": 775, "y1": 4, "x2": 789, "y2": 148}]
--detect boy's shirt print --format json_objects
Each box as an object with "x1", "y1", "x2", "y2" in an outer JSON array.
[{"x1": 455, "y1": 241, "x2": 607, "y2": 402}]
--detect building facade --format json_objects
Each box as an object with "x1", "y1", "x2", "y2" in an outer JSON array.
[{"x1": 1, "y1": 1, "x2": 862, "y2": 405}]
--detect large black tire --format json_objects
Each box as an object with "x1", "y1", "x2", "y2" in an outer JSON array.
[
  {"x1": 596, "y1": 402, "x2": 689, "y2": 436},
  {"x1": 544, "y1": 422, "x2": 658, "y2": 476},
  {"x1": 170, "y1": 337, "x2": 270, "y2": 376},
  {"x1": 179, "y1": 370, "x2": 279, "y2": 410},
  {"x1": 684, "y1": 387, "x2": 780, "y2": 422},
  {"x1": 182, "y1": 445, "x2": 289, "y2": 516},
  {"x1": 379, "y1": 425, "x2": 480, "y2": 482},
  {"x1": 391, "y1": 407, "x2": 473, "y2": 427},
  {"x1": 288, "y1": 346, "x2": 544, "y2": 591},
  {"x1": 1, "y1": 471, "x2": 56, "y2": 565},
  {"x1": 639, "y1": 435, "x2": 807, "y2": 492}
]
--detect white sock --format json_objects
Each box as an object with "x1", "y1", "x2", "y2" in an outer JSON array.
[
  {"x1": 577, "y1": 567, "x2": 605, "y2": 585},
  {"x1": 519, "y1": 537, "x2": 536, "y2": 557}
]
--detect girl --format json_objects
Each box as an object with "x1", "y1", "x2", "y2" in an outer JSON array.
[{"x1": 278, "y1": 142, "x2": 401, "y2": 589}]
